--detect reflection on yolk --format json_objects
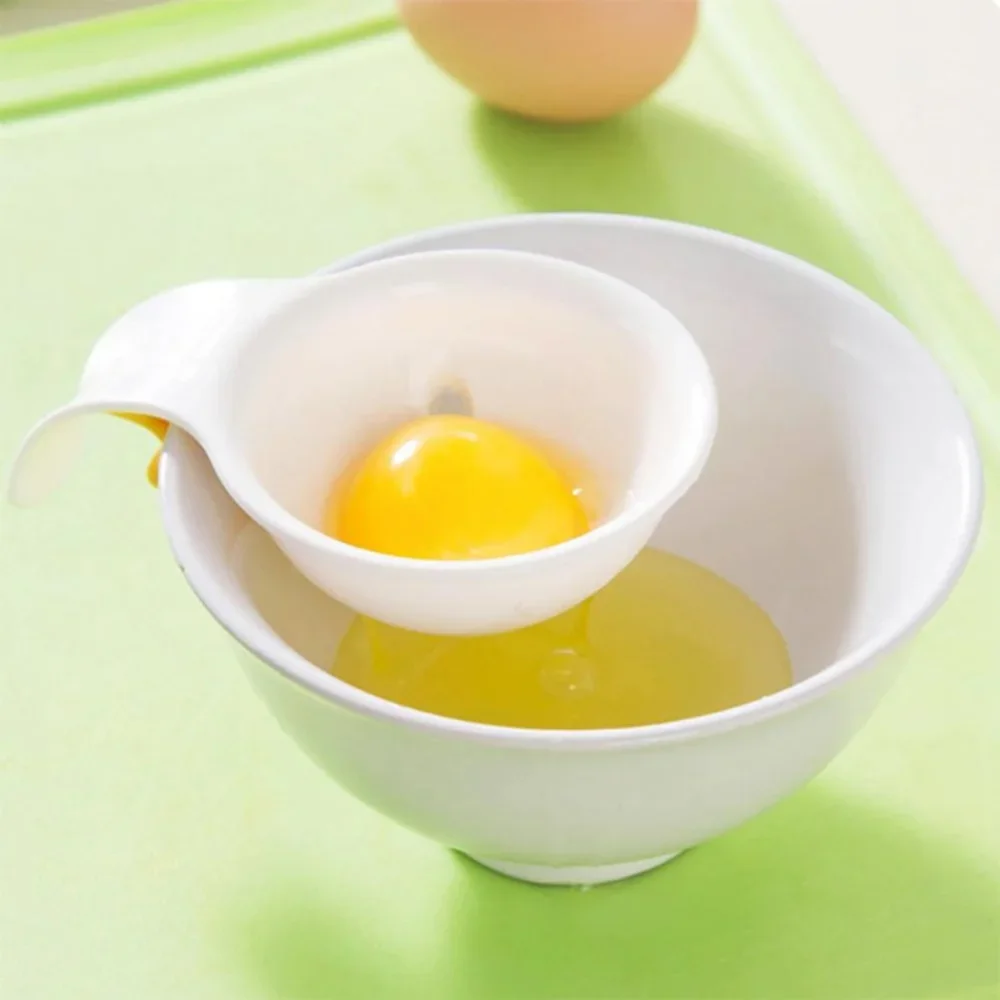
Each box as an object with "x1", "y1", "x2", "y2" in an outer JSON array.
[{"x1": 327, "y1": 415, "x2": 588, "y2": 560}]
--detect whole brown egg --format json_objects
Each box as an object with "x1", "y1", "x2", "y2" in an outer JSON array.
[{"x1": 398, "y1": 0, "x2": 699, "y2": 123}]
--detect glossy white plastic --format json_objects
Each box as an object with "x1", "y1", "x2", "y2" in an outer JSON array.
[{"x1": 9, "y1": 248, "x2": 715, "y2": 634}]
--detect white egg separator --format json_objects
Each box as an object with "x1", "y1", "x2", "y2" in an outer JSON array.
[{"x1": 7, "y1": 249, "x2": 717, "y2": 634}]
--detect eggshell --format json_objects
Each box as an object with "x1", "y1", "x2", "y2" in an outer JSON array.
[{"x1": 398, "y1": 0, "x2": 699, "y2": 123}]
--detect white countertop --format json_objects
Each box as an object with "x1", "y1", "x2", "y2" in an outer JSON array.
[
  {"x1": 4, "y1": 0, "x2": 999, "y2": 325},
  {"x1": 774, "y1": 0, "x2": 1000, "y2": 324}
]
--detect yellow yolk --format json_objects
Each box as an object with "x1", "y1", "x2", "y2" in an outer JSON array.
[{"x1": 328, "y1": 415, "x2": 588, "y2": 559}]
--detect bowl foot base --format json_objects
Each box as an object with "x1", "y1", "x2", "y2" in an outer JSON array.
[{"x1": 467, "y1": 851, "x2": 681, "y2": 886}]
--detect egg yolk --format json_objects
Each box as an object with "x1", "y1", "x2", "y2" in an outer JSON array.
[{"x1": 329, "y1": 415, "x2": 588, "y2": 559}]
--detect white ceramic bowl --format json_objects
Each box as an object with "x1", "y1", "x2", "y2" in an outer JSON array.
[{"x1": 160, "y1": 215, "x2": 981, "y2": 886}]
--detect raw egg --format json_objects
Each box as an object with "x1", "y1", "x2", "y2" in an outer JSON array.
[
  {"x1": 398, "y1": 0, "x2": 699, "y2": 123},
  {"x1": 329, "y1": 548, "x2": 792, "y2": 729},
  {"x1": 328, "y1": 414, "x2": 589, "y2": 560}
]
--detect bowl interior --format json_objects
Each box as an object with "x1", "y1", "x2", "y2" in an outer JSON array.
[
  {"x1": 160, "y1": 218, "x2": 979, "y2": 728},
  {"x1": 330, "y1": 218, "x2": 980, "y2": 680}
]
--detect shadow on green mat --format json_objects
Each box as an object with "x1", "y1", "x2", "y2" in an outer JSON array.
[
  {"x1": 471, "y1": 103, "x2": 893, "y2": 316},
  {"x1": 226, "y1": 783, "x2": 997, "y2": 999}
]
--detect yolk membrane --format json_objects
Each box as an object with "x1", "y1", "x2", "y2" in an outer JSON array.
[{"x1": 328, "y1": 414, "x2": 588, "y2": 560}]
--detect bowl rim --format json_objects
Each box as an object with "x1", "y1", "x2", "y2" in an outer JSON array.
[{"x1": 159, "y1": 213, "x2": 984, "y2": 751}]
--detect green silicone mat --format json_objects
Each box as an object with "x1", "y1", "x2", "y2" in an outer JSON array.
[{"x1": 1, "y1": 2, "x2": 997, "y2": 998}]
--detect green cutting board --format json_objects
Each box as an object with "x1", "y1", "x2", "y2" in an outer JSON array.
[{"x1": 1, "y1": 2, "x2": 997, "y2": 998}]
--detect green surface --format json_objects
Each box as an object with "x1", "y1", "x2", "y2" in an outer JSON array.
[
  {"x1": 0, "y1": 0, "x2": 394, "y2": 121},
  {"x1": 1, "y1": 1, "x2": 997, "y2": 998}
]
